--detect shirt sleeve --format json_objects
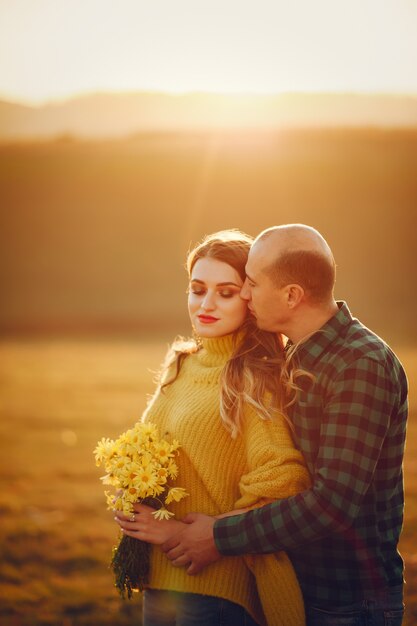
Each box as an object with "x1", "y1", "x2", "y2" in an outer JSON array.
[
  {"x1": 214, "y1": 357, "x2": 396, "y2": 555},
  {"x1": 234, "y1": 405, "x2": 311, "y2": 510}
]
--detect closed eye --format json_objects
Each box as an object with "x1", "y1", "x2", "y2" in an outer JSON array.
[{"x1": 190, "y1": 288, "x2": 206, "y2": 296}]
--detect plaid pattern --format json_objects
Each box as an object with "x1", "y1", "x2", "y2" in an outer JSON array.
[{"x1": 214, "y1": 302, "x2": 408, "y2": 606}]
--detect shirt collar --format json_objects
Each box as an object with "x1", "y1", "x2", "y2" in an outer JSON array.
[{"x1": 294, "y1": 301, "x2": 353, "y2": 368}]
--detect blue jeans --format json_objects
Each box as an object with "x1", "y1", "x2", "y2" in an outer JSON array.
[
  {"x1": 143, "y1": 589, "x2": 259, "y2": 626},
  {"x1": 305, "y1": 586, "x2": 404, "y2": 626}
]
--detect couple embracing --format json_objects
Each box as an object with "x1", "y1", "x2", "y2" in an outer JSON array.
[{"x1": 116, "y1": 224, "x2": 408, "y2": 626}]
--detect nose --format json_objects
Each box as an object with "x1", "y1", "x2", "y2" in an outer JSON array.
[
  {"x1": 240, "y1": 279, "x2": 251, "y2": 301},
  {"x1": 201, "y1": 290, "x2": 216, "y2": 311}
]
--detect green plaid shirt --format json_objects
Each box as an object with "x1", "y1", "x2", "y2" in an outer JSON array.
[{"x1": 214, "y1": 302, "x2": 408, "y2": 607}]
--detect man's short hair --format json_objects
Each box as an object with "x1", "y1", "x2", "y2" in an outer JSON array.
[{"x1": 264, "y1": 249, "x2": 336, "y2": 303}]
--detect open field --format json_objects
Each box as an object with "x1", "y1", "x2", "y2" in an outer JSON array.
[{"x1": 0, "y1": 339, "x2": 416, "y2": 625}]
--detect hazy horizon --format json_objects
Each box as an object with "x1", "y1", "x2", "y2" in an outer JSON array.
[
  {"x1": 1, "y1": 92, "x2": 416, "y2": 141},
  {"x1": 2, "y1": 88, "x2": 417, "y2": 109}
]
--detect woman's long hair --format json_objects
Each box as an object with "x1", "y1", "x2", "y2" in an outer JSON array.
[{"x1": 160, "y1": 229, "x2": 306, "y2": 438}]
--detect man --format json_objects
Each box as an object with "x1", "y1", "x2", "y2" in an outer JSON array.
[{"x1": 162, "y1": 224, "x2": 408, "y2": 625}]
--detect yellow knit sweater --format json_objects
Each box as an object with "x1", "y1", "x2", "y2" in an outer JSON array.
[{"x1": 142, "y1": 334, "x2": 311, "y2": 626}]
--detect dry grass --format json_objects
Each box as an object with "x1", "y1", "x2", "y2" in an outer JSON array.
[{"x1": 0, "y1": 339, "x2": 415, "y2": 625}]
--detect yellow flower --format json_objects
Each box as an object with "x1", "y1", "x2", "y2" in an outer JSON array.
[
  {"x1": 94, "y1": 437, "x2": 117, "y2": 466},
  {"x1": 139, "y1": 422, "x2": 159, "y2": 440},
  {"x1": 170, "y1": 439, "x2": 181, "y2": 453},
  {"x1": 123, "y1": 428, "x2": 139, "y2": 444},
  {"x1": 139, "y1": 451, "x2": 154, "y2": 468},
  {"x1": 122, "y1": 501, "x2": 134, "y2": 516},
  {"x1": 104, "y1": 490, "x2": 114, "y2": 508},
  {"x1": 104, "y1": 491, "x2": 124, "y2": 512},
  {"x1": 157, "y1": 467, "x2": 168, "y2": 482},
  {"x1": 94, "y1": 421, "x2": 188, "y2": 517},
  {"x1": 100, "y1": 473, "x2": 120, "y2": 487},
  {"x1": 152, "y1": 508, "x2": 175, "y2": 521},
  {"x1": 132, "y1": 467, "x2": 158, "y2": 496},
  {"x1": 166, "y1": 459, "x2": 179, "y2": 479},
  {"x1": 165, "y1": 487, "x2": 188, "y2": 505},
  {"x1": 113, "y1": 496, "x2": 123, "y2": 511},
  {"x1": 151, "y1": 482, "x2": 166, "y2": 496},
  {"x1": 154, "y1": 440, "x2": 175, "y2": 464}
]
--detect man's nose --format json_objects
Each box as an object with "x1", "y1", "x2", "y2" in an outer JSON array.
[{"x1": 240, "y1": 279, "x2": 251, "y2": 301}]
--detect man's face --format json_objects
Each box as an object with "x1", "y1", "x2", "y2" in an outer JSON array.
[{"x1": 240, "y1": 239, "x2": 290, "y2": 333}]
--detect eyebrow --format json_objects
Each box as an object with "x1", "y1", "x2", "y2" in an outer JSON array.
[
  {"x1": 190, "y1": 279, "x2": 242, "y2": 287},
  {"x1": 244, "y1": 264, "x2": 256, "y2": 283},
  {"x1": 245, "y1": 272, "x2": 256, "y2": 284}
]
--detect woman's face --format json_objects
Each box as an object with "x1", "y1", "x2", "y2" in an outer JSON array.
[{"x1": 188, "y1": 257, "x2": 248, "y2": 338}]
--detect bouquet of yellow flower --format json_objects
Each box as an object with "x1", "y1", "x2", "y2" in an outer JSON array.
[{"x1": 94, "y1": 421, "x2": 188, "y2": 598}]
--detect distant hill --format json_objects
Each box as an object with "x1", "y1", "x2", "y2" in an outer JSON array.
[{"x1": 0, "y1": 92, "x2": 417, "y2": 139}]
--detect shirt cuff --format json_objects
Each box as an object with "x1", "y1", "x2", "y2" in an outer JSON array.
[{"x1": 213, "y1": 512, "x2": 252, "y2": 556}]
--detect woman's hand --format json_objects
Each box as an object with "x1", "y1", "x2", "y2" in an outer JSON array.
[{"x1": 114, "y1": 503, "x2": 186, "y2": 544}]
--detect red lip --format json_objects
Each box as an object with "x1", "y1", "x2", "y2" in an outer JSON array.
[{"x1": 198, "y1": 315, "x2": 219, "y2": 324}]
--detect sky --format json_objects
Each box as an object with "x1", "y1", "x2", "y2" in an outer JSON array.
[{"x1": 0, "y1": 0, "x2": 416, "y2": 105}]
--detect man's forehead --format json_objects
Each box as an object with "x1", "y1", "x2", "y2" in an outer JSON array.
[{"x1": 249, "y1": 236, "x2": 278, "y2": 265}]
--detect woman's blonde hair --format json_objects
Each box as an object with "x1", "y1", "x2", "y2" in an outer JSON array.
[{"x1": 160, "y1": 229, "x2": 307, "y2": 438}]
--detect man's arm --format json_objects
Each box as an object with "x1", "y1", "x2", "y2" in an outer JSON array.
[
  {"x1": 162, "y1": 398, "x2": 311, "y2": 573},
  {"x1": 163, "y1": 357, "x2": 400, "y2": 572},
  {"x1": 214, "y1": 357, "x2": 397, "y2": 556}
]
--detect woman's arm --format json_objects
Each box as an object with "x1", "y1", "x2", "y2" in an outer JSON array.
[
  {"x1": 235, "y1": 407, "x2": 311, "y2": 510},
  {"x1": 216, "y1": 498, "x2": 273, "y2": 519}
]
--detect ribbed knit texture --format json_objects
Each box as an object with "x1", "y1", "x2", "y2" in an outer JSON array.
[{"x1": 142, "y1": 334, "x2": 311, "y2": 626}]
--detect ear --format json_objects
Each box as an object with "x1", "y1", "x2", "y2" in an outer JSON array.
[{"x1": 284, "y1": 284, "x2": 305, "y2": 308}]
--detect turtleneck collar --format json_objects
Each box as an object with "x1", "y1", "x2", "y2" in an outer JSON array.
[{"x1": 197, "y1": 333, "x2": 238, "y2": 367}]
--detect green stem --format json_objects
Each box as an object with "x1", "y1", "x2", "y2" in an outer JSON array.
[{"x1": 111, "y1": 495, "x2": 164, "y2": 599}]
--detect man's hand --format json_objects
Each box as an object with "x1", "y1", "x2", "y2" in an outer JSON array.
[{"x1": 162, "y1": 513, "x2": 221, "y2": 575}]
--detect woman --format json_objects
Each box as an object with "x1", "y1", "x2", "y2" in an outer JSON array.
[{"x1": 116, "y1": 230, "x2": 311, "y2": 626}]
